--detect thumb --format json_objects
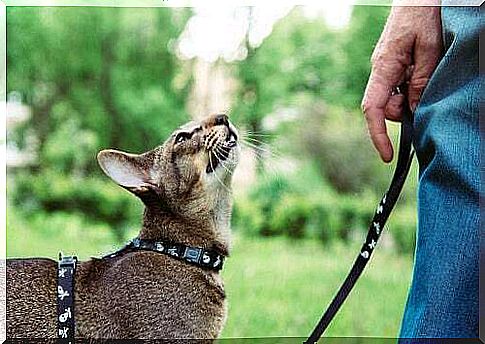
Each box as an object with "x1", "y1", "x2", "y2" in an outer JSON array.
[{"x1": 408, "y1": 32, "x2": 443, "y2": 111}]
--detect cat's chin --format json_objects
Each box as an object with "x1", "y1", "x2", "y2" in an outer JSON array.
[
  {"x1": 204, "y1": 147, "x2": 240, "y2": 190},
  {"x1": 205, "y1": 144, "x2": 240, "y2": 175}
]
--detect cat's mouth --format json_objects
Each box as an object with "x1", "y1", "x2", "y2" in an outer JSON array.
[{"x1": 206, "y1": 130, "x2": 238, "y2": 174}]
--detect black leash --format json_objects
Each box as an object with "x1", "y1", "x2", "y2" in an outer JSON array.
[
  {"x1": 305, "y1": 86, "x2": 415, "y2": 343},
  {"x1": 57, "y1": 253, "x2": 78, "y2": 343}
]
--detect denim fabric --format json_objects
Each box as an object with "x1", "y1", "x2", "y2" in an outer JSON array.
[{"x1": 398, "y1": 5, "x2": 481, "y2": 339}]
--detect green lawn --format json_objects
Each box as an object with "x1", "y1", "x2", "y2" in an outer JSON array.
[
  {"x1": 7, "y1": 212, "x2": 413, "y2": 339},
  {"x1": 221, "y1": 235, "x2": 413, "y2": 339}
]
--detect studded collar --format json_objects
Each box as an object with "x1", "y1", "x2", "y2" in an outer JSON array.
[{"x1": 103, "y1": 237, "x2": 225, "y2": 271}]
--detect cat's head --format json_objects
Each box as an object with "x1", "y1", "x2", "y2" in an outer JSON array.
[{"x1": 97, "y1": 114, "x2": 240, "y2": 220}]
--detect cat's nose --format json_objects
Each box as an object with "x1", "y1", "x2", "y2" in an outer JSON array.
[{"x1": 214, "y1": 114, "x2": 229, "y2": 127}]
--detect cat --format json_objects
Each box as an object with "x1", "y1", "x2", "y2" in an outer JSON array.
[{"x1": 6, "y1": 113, "x2": 240, "y2": 340}]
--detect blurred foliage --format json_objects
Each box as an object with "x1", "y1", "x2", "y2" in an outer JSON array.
[
  {"x1": 228, "y1": 6, "x2": 415, "y2": 253},
  {"x1": 232, "y1": 6, "x2": 389, "y2": 132},
  {"x1": 7, "y1": 6, "x2": 416, "y2": 254},
  {"x1": 340, "y1": 6, "x2": 390, "y2": 107},
  {"x1": 278, "y1": 101, "x2": 389, "y2": 194},
  {"x1": 10, "y1": 171, "x2": 142, "y2": 240},
  {"x1": 233, "y1": 161, "x2": 415, "y2": 253},
  {"x1": 7, "y1": 7, "x2": 191, "y2": 239},
  {"x1": 8, "y1": 7, "x2": 191, "y2": 154}
]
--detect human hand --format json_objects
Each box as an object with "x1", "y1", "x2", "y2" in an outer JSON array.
[{"x1": 361, "y1": 4, "x2": 443, "y2": 162}]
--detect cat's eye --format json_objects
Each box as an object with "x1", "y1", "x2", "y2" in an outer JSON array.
[{"x1": 175, "y1": 132, "x2": 192, "y2": 144}]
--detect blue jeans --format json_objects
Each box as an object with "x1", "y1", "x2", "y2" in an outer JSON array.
[{"x1": 398, "y1": 5, "x2": 481, "y2": 339}]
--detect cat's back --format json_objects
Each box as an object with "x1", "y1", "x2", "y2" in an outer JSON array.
[
  {"x1": 6, "y1": 258, "x2": 57, "y2": 338},
  {"x1": 82, "y1": 251, "x2": 227, "y2": 339}
]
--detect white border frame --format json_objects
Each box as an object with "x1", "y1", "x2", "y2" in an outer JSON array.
[{"x1": 0, "y1": 0, "x2": 482, "y2": 341}]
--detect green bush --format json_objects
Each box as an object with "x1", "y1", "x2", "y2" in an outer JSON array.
[
  {"x1": 388, "y1": 205, "x2": 416, "y2": 254},
  {"x1": 9, "y1": 171, "x2": 142, "y2": 240},
  {"x1": 232, "y1": 196, "x2": 266, "y2": 238},
  {"x1": 232, "y1": 164, "x2": 417, "y2": 253},
  {"x1": 249, "y1": 175, "x2": 291, "y2": 237},
  {"x1": 271, "y1": 194, "x2": 313, "y2": 239}
]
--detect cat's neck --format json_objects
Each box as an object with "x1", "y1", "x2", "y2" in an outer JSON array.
[{"x1": 139, "y1": 207, "x2": 231, "y2": 256}]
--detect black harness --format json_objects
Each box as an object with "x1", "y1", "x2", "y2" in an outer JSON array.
[
  {"x1": 56, "y1": 238, "x2": 225, "y2": 341},
  {"x1": 57, "y1": 254, "x2": 77, "y2": 343}
]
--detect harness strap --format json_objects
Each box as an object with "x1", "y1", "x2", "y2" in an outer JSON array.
[
  {"x1": 54, "y1": 238, "x2": 222, "y2": 341},
  {"x1": 305, "y1": 88, "x2": 414, "y2": 343},
  {"x1": 57, "y1": 253, "x2": 78, "y2": 343}
]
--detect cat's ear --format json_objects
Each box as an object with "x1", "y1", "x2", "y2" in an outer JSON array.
[
  {"x1": 97, "y1": 149, "x2": 161, "y2": 197},
  {"x1": 97, "y1": 149, "x2": 152, "y2": 189}
]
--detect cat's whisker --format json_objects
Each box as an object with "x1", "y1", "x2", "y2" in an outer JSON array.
[
  {"x1": 245, "y1": 132, "x2": 275, "y2": 137},
  {"x1": 240, "y1": 143, "x2": 266, "y2": 168},
  {"x1": 217, "y1": 151, "x2": 237, "y2": 178},
  {"x1": 240, "y1": 142, "x2": 267, "y2": 159},
  {"x1": 241, "y1": 136, "x2": 273, "y2": 143},
  {"x1": 213, "y1": 147, "x2": 233, "y2": 176},
  {"x1": 240, "y1": 139, "x2": 266, "y2": 151},
  {"x1": 241, "y1": 137, "x2": 270, "y2": 146},
  {"x1": 240, "y1": 136, "x2": 271, "y2": 148},
  {"x1": 241, "y1": 140, "x2": 283, "y2": 158},
  {"x1": 208, "y1": 153, "x2": 232, "y2": 194},
  {"x1": 239, "y1": 141, "x2": 285, "y2": 184},
  {"x1": 241, "y1": 138, "x2": 282, "y2": 156},
  {"x1": 239, "y1": 128, "x2": 276, "y2": 136},
  {"x1": 240, "y1": 140, "x2": 281, "y2": 160},
  {"x1": 217, "y1": 149, "x2": 235, "y2": 175}
]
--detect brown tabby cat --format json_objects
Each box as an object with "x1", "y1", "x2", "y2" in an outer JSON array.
[{"x1": 6, "y1": 113, "x2": 240, "y2": 340}]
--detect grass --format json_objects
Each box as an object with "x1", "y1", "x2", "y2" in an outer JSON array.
[
  {"x1": 221, "y1": 235, "x2": 412, "y2": 339},
  {"x1": 6, "y1": 208, "x2": 124, "y2": 259},
  {"x1": 7, "y1": 209, "x2": 413, "y2": 339}
]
